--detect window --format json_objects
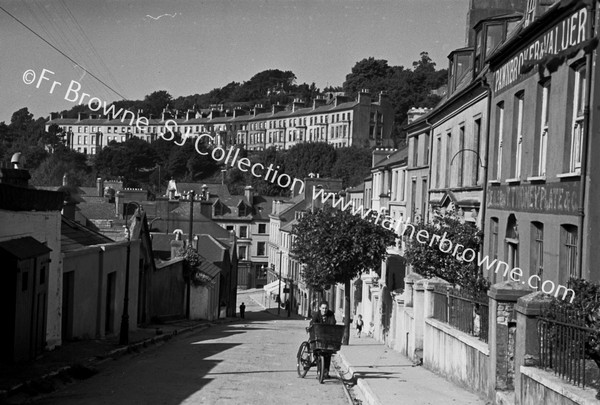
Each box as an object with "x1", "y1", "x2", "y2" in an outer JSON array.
[
  {"x1": 400, "y1": 171, "x2": 406, "y2": 201},
  {"x1": 258, "y1": 224, "x2": 266, "y2": 234},
  {"x1": 239, "y1": 226, "x2": 248, "y2": 238},
  {"x1": 257, "y1": 242, "x2": 266, "y2": 256},
  {"x1": 445, "y1": 131, "x2": 452, "y2": 188},
  {"x1": 505, "y1": 214, "x2": 519, "y2": 270},
  {"x1": 421, "y1": 178, "x2": 428, "y2": 222},
  {"x1": 226, "y1": 225, "x2": 234, "y2": 232},
  {"x1": 410, "y1": 179, "x2": 417, "y2": 219},
  {"x1": 531, "y1": 222, "x2": 544, "y2": 281},
  {"x1": 534, "y1": 80, "x2": 550, "y2": 176},
  {"x1": 496, "y1": 102, "x2": 505, "y2": 180},
  {"x1": 436, "y1": 136, "x2": 442, "y2": 188},
  {"x1": 561, "y1": 225, "x2": 578, "y2": 280},
  {"x1": 513, "y1": 92, "x2": 524, "y2": 178},
  {"x1": 490, "y1": 218, "x2": 499, "y2": 260},
  {"x1": 458, "y1": 125, "x2": 465, "y2": 187},
  {"x1": 239, "y1": 246, "x2": 247, "y2": 260},
  {"x1": 486, "y1": 24, "x2": 504, "y2": 56},
  {"x1": 424, "y1": 134, "x2": 429, "y2": 165},
  {"x1": 488, "y1": 217, "x2": 499, "y2": 281},
  {"x1": 413, "y1": 136, "x2": 419, "y2": 166},
  {"x1": 473, "y1": 118, "x2": 482, "y2": 185},
  {"x1": 569, "y1": 64, "x2": 586, "y2": 173}
]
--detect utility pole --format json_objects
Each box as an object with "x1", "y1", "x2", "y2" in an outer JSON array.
[
  {"x1": 278, "y1": 251, "x2": 283, "y2": 315},
  {"x1": 119, "y1": 202, "x2": 142, "y2": 345},
  {"x1": 186, "y1": 190, "x2": 195, "y2": 319}
]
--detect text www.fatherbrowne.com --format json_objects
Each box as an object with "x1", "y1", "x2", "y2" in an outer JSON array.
[{"x1": 310, "y1": 187, "x2": 576, "y2": 303}]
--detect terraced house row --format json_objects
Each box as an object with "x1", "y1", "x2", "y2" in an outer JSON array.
[{"x1": 45, "y1": 90, "x2": 394, "y2": 154}]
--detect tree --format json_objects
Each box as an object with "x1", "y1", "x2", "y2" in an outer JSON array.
[
  {"x1": 343, "y1": 57, "x2": 394, "y2": 96},
  {"x1": 284, "y1": 142, "x2": 336, "y2": 180},
  {"x1": 143, "y1": 90, "x2": 173, "y2": 117},
  {"x1": 331, "y1": 146, "x2": 372, "y2": 188},
  {"x1": 94, "y1": 137, "x2": 158, "y2": 185},
  {"x1": 292, "y1": 205, "x2": 397, "y2": 345},
  {"x1": 403, "y1": 213, "x2": 488, "y2": 294}
]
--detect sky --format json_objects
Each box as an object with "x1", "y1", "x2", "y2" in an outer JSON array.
[{"x1": 0, "y1": 0, "x2": 470, "y2": 123}]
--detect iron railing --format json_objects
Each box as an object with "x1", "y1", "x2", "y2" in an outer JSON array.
[
  {"x1": 432, "y1": 286, "x2": 489, "y2": 343},
  {"x1": 538, "y1": 308, "x2": 600, "y2": 394}
]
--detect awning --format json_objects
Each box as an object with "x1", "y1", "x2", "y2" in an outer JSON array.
[{"x1": 263, "y1": 280, "x2": 281, "y2": 295}]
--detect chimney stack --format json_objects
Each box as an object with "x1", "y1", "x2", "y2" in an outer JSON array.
[
  {"x1": 244, "y1": 185, "x2": 254, "y2": 204},
  {"x1": 358, "y1": 89, "x2": 371, "y2": 106},
  {"x1": 96, "y1": 177, "x2": 104, "y2": 197},
  {"x1": 170, "y1": 232, "x2": 184, "y2": 258}
]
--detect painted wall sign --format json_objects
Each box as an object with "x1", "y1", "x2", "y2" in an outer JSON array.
[
  {"x1": 487, "y1": 181, "x2": 581, "y2": 215},
  {"x1": 493, "y1": 6, "x2": 589, "y2": 95}
]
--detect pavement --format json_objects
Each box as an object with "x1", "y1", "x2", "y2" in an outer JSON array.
[{"x1": 244, "y1": 288, "x2": 489, "y2": 405}]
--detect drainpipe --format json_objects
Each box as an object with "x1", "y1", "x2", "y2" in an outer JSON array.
[
  {"x1": 480, "y1": 77, "x2": 493, "y2": 280},
  {"x1": 577, "y1": 9, "x2": 596, "y2": 281}
]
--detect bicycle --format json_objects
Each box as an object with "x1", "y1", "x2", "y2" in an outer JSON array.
[{"x1": 296, "y1": 324, "x2": 345, "y2": 384}]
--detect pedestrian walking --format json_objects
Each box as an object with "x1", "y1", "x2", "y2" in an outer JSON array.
[
  {"x1": 355, "y1": 314, "x2": 364, "y2": 338},
  {"x1": 239, "y1": 302, "x2": 246, "y2": 319}
]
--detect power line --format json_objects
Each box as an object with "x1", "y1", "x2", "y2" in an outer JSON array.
[
  {"x1": 58, "y1": 0, "x2": 124, "y2": 97},
  {"x1": 0, "y1": 4, "x2": 128, "y2": 100}
]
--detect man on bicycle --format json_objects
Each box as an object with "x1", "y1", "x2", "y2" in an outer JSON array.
[{"x1": 309, "y1": 301, "x2": 336, "y2": 378}]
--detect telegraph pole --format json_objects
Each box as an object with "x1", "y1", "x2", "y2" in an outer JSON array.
[{"x1": 186, "y1": 190, "x2": 195, "y2": 319}]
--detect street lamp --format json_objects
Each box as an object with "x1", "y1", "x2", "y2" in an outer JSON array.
[{"x1": 119, "y1": 201, "x2": 143, "y2": 345}]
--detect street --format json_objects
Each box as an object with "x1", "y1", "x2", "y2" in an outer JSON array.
[{"x1": 31, "y1": 293, "x2": 349, "y2": 405}]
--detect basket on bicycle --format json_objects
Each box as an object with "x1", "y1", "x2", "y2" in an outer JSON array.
[{"x1": 309, "y1": 324, "x2": 345, "y2": 352}]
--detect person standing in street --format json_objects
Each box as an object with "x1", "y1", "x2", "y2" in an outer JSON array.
[
  {"x1": 356, "y1": 314, "x2": 364, "y2": 338},
  {"x1": 239, "y1": 302, "x2": 246, "y2": 319},
  {"x1": 309, "y1": 302, "x2": 336, "y2": 378}
]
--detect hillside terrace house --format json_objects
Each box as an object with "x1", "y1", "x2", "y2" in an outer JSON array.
[{"x1": 45, "y1": 90, "x2": 394, "y2": 154}]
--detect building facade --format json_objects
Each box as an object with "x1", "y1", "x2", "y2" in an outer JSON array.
[
  {"x1": 484, "y1": 0, "x2": 598, "y2": 287},
  {"x1": 46, "y1": 90, "x2": 394, "y2": 155}
]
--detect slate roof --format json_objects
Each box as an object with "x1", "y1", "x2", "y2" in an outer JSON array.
[
  {"x1": 372, "y1": 147, "x2": 409, "y2": 169},
  {"x1": 198, "y1": 260, "x2": 221, "y2": 278},
  {"x1": 196, "y1": 234, "x2": 228, "y2": 263},
  {"x1": 78, "y1": 201, "x2": 119, "y2": 220},
  {"x1": 0, "y1": 236, "x2": 52, "y2": 259},
  {"x1": 61, "y1": 216, "x2": 114, "y2": 252}
]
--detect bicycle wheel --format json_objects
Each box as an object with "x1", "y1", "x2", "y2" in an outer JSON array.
[
  {"x1": 317, "y1": 354, "x2": 326, "y2": 384},
  {"x1": 296, "y1": 341, "x2": 311, "y2": 378}
]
